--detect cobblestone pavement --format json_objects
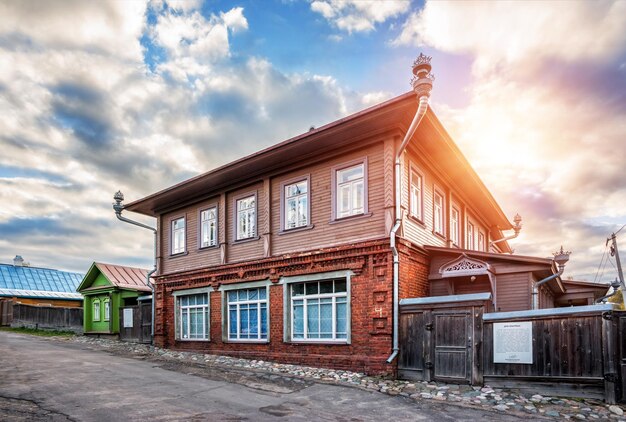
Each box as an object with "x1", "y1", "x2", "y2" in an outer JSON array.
[{"x1": 64, "y1": 336, "x2": 626, "y2": 421}]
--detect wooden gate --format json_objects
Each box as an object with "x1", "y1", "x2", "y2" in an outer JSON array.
[
  {"x1": 398, "y1": 293, "x2": 490, "y2": 384},
  {"x1": 119, "y1": 301, "x2": 151, "y2": 344}
]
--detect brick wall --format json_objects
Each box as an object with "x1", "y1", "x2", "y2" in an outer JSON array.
[
  {"x1": 152, "y1": 238, "x2": 423, "y2": 376},
  {"x1": 397, "y1": 239, "x2": 430, "y2": 300}
]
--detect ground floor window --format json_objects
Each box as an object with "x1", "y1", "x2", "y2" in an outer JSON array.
[
  {"x1": 290, "y1": 278, "x2": 348, "y2": 341},
  {"x1": 103, "y1": 299, "x2": 110, "y2": 321},
  {"x1": 93, "y1": 300, "x2": 100, "y2": 321},
  {"x1": 227, "y1": 287, "x2": 268, "y2": 341},
  {"x1": 178, "y1": 293, "x2": 209, "y2": 340}
]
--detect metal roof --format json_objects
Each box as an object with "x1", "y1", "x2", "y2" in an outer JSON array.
[
  {"x1": 0, "y1": 288, "x2": 82, "y2": 300},
  {"x1": 78, "y1": 262, "x2": 151, "y2": 293},
  {"x1": 400, "y1": 293, "x2": 492, "y2": 306},
  {"x1": 0, "y1": 263, "x2": 83, "y2": 294}
]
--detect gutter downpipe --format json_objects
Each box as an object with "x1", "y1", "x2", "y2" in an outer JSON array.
[
  {"x1": 489, "y1": 213, "x2": 522, "y2": 250},
  {"x1": 596, "y1": 279, "x2": 622, "y2": 303},
  {"x1": 387, "y1": 54, "x2": 434, "y2": 364},
  {"x1": 113, "y1": 191, "x2": 157, "y2": 340},
  {"x1": 532, "y1": 246, "x2": 570, "y2": 310}
]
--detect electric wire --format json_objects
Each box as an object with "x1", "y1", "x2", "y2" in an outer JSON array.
[{"x1": 593, "y1": 244, "x2": 608, "y2": 284}]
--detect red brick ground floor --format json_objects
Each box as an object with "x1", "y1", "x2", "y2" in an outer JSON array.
[{"x1": 153, "y1": 238, "x2": 429, "y2": 376}]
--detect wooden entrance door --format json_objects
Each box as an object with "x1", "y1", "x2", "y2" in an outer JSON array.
[{"x1": 432, "y1": 310, "x2": 472, "y2": 383}]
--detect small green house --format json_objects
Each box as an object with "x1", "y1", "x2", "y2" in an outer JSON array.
[{"x1": 77, "y1": 262, "x2": 151, "y2": 336}]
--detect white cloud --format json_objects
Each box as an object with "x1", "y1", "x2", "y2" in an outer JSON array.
[
  {"x1": 395, "y1": 1, "x2": 626, "y2": 71},
  {"x1": 311, "y1": 0, "x2": 410, "y2": 33},
  {"x1": 221, "y1": 7, "x2": 249, "y2": 33},
  {"x1": 0, "y1": 0, "x2": 364, "y2": 272}
]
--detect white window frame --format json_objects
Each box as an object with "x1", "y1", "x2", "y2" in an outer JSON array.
[
  {"x1": 171, "y1": 216, "x2": 186, "y2": 255},
  {"x1": 409, "y1": 166, "x2": 423, "y2": 221},
  {"x1": 451, "y1": 207, "x2": 460, "y2": 246},
  {"x1": 173, "y1": 287, "x2": 212, "y2": 341},
  {"x1": 200, "y1": 206, "x2": 218, "y2": 248},
  {"x1": 331, "y1": 158, "x2": 368, "y2": 221},
  {"x1": 467, "y1": 221, "x2": 475, "y2": 250},
  {"x1": 280, "y1": 270, "x2": 352, "y2": 344},
  {"x1": 223, "y1": 283, "x2": 270, "y2": 342},
  {"x1": 103, "y1": 299, "x2": 110, "y2": 321},
  {"x1": 93, "y1": 300, "x2": 100, "y2": 321},
  {"x1": 281, "y1": 176, "x2": 310, "y2": 231},
  {"x1": 234, "y1": 193, "x2": 257, "y2": 241},
  {"x1": 433, "y1": 189, "x2": 445, "y2": 235}
]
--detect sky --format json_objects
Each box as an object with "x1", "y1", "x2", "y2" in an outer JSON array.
[{"x1": 0, "y1": 0, "x2": 625, "y2": 284}]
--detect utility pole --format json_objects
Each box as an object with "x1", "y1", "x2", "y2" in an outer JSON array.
[{"x1": 609, "y1": 233, "x2": 626, "y2": 306}]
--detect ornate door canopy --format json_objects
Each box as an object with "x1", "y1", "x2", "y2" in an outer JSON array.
[{"x1": 439, "y1": 254, "x2": 492, "y2": 277}]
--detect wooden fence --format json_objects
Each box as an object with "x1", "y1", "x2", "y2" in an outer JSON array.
[
  {"x1": 7, "y1": 302, "x2": 83, "y2": 333},
  {"x1": 483, "y1": 306, "x2": 619, "y2": 402},
  {"x1": 399, "y1": 296, "x2": 624, "y2": 403}
]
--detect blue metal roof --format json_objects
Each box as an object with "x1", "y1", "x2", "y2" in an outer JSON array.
[{"x1": 0, "y1": 263, "x2": 83, "y2": 294}]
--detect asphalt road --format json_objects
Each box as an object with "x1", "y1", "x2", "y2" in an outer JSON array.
[{"x1": 0, "y1": 331, "x2": 528, "y2": 421}]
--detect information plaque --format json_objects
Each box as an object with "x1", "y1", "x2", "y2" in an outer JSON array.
[
  {"x1": 123, "y1": 308, "x2": 133, "y2": 328},
  {"x1": 493, "y1": 321, "x2": 533, "y2": 364}
]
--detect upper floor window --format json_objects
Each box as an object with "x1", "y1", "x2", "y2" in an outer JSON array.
[
  {"x1": 227, "y1": 288, "x2": 268, "y2": 341},
  {"x1": 478, "y1": 231, "x2": 485, "y2": 252},
  {"x1": 433, "y1": 191, "x2": 444, "y2": 235},
  {"x1": 336, "y1": 163, "x2": 365, "y2": 219},
  {"x1": 284, "y1": 179, "x2": 309, "y2": 230},
  {"x1": 236, "y1": 195, "x2": 256, "y2": 240},
  {"x1": 200, "y1": 207, "x2": 217, "y2": 248},
  {"x1": 171, "y1": 217, "x2": 185, "y2": 255},
  {"x1": 467, "y1": 221, "x2": 475, "y2": 250},
  {"x1": 410, "y1": 168, "x2": 423, "y2": 221},
  {"x1": 451, "y1": 207, "x2": 460, "y2": 246}
]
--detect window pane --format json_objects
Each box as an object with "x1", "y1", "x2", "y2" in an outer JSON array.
[
  {"x1": 319, "y1": 299, "x2": 332, "y2": 339},
  {"x1": 353, "y1": 180, "x2": 364, "y2": 212},
  {"x1": 292, "y1": 283, "x2": 304, "y2": 296},
  {"x1": 339, "y1": 185, "x2": 350, "y2": 214},
  {"x1": 293, "y1": 301, "x2": 304, "y2": 339},
  {"x1": 182, "y1": 309, "x2": 189, "y2": 339},
  {"x1": 319, "y1": 281, "x2": 333, "y2": 294},
  {"x1": 307, "y1": 300, "x2": 320, "y2": 338},
  {"x1": 229, "y1": 306, "x2": 237, "y2": 337},
  {"x1": 260, "y1": 305, "x2": 267, "y2": 339},
  {"x1": 338, "y1": 165, "x2": 363, "y2": 183},
  {"x1": 228, "y1": 291, "x2": 237, "y2": 302},
  {"x1": 334, "y1": 279, "x2": 346, "y2": 293},
  {"x1": 240, "y1": 307, "x2": 249, "y2": 338},
  {"x1": 248, "y1": 288, "x2": 258, "y2": 300},
  {"x1": 259, "y1": 288, "x2": 267, "y2": 300},
  {"x1": 305, "y1": 282, "x2": 318, "y2": 295},
  {"x1": 336, "y1": 301, "x2": 347, "y2": 339},
  {"x1": 238, "y1": 290, "x2": 247, "y2": 301},
  {"x1": 249, "y1": 304, "x2": 258, "y2": 338}
]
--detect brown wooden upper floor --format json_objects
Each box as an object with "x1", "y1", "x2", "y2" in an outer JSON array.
[{"x1": 125, "y1": 92, "x2": 515, "y2": 277}]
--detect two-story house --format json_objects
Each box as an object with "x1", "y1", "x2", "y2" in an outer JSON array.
[{"x1": 119, "y1": 56, "x2": 533, "y2": 375}]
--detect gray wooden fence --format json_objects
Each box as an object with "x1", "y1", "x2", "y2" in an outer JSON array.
[
  {"x1": 9, "y1": 303, "x2": 83, "y2": 333},
  {"x1": 399, "y1": 296, "x2": 624, "y2": 404}
]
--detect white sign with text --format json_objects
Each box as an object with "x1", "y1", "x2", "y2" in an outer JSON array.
[
  {"x1": 493, "y1": 321, "x2": 533, "y2": 364},
  {"x1": 123, "y1": 308, "x2": 133, "y2": 328}
]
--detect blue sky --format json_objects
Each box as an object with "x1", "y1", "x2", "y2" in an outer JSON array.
[{"x1": 0, "y1": 0, "x2": 625, "y2": 285}]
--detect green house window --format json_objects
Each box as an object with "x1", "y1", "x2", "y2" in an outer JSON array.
[
  {"x1": 103, "y1": 300, "x2": 110, "y2": 321},
  {"x1": 93, "y1": 300, "x2": 101, "y2": 321}
]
